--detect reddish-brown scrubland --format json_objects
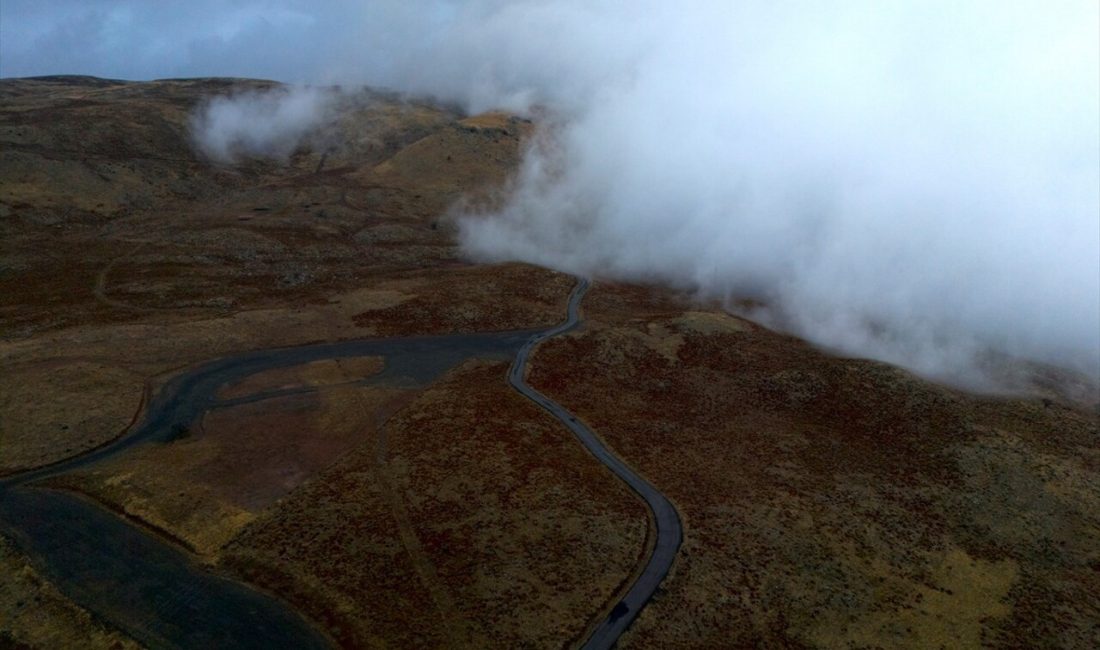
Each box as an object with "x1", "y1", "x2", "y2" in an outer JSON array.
[{"x1": 2, "y1": 77, "x2": 1096, "y2": 649}]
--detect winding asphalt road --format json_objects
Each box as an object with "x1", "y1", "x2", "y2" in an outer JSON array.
[
  {"x1": 1, "y1": 278, "x2": 681, "y2": 648},
  {"x1": 509, "y1": 278, "x2": 683, "y2": 650},
  {"x1": 1, "y1": 332, "x2": 528, "y2": 490},
  {"x1": 0, "y1": 331, "x2": 530, "y2": 649}
]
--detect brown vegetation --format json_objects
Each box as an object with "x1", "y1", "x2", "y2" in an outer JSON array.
[
  {"x1": 528, "y1": 281, "x2": 1100, "y2": 648},
  {"x1": 0, "y1": 76, "x2": 554, "y2": 475},
  {"x1": 1, "y1": 76, "x2": 570, "y2": 645},
  {"x1": 2, "y1": 77, "x2": 1096, "y2": 649},
  {"x1": 221, "y1": 359, "x2": 645, "y2": 647}
]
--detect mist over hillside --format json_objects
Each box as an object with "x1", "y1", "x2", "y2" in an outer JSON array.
[{"x1": 6, "y1": 1, "x2": 1098, "y2": 384}]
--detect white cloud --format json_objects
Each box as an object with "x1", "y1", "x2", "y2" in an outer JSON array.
[
  {"x1": 4, "y1": 0, "x2": 1098, "y2": 383},
  {"x1": 449, "y1": 1, "x2": 1100, "y2": 383},
  {"x1": 190, "y1": 86, "x2": 334, "y2": 163}
]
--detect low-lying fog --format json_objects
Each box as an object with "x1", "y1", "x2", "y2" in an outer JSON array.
[{"x1": 7, "y1": 1, "x2": 1098, "y2": 385}]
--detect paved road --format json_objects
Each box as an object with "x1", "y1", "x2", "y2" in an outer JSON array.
[
  {"x1": 3, "y1": 278, "x2": 682, "y2": 649},
  {"x1": 0, "y1": 330, "x2": 533, "y2": 649},
  {"x1": 2, "y1": 331, "x2": 530, "y2": 490},
  {"x1": 0, "y1": 487, "x2": 332, "y2": 650},
  {"x1": 508, "y1": 278, "x2": 683, "y2": 650}
]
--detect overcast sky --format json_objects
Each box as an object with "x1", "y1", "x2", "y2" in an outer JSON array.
[{"x1": 2, "y1": 1, "x2": 353, "y2": 81}]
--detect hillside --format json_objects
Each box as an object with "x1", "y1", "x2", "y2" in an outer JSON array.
[{"x1": 1, "y1": 77, "x2": 1097, "y2": 649}]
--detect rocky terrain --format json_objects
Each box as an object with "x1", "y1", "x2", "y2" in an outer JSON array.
[{"x1": 1, "y1": 76, "x2": 1097, "y2": 649}]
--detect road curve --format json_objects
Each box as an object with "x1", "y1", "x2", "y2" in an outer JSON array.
[
  {"x1": 0, "y1": 331, "x2": 531, "y2": 649},
  {"x1": 508, "y1": 277, "x2": 683, "y2": 650},
  {"x1": 1, "y1": 332, "x2": 529, "y2": 490},
  {"x1": 4, "y1": 278, "x2": 681, "y2": 648}
]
